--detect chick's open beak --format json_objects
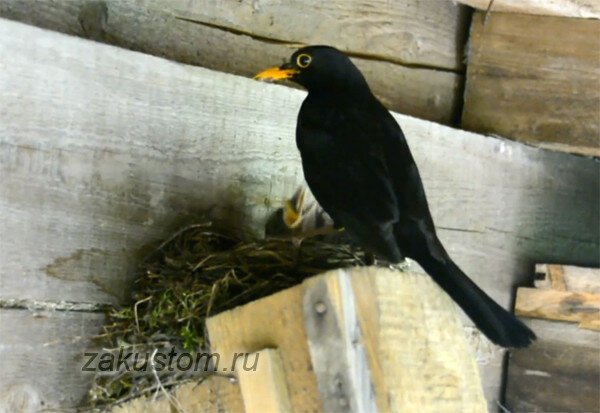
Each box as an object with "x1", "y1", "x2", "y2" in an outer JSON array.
[{"x1": 254, "y1": 65, "x2": 298, "y2": 81}]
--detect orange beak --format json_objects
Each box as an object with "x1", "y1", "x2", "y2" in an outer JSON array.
[{"x1": 254, "y1": 66, "x2": 299, "y2": 82}]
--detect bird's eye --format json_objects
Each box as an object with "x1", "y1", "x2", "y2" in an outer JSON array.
[{"x1": 296, "y1": 54, "x2": 312, "y2": 68}]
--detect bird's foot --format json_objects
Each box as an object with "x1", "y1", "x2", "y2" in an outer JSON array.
[{"x1": 388, "y1": 259, "x2": 411, "y2": 272}]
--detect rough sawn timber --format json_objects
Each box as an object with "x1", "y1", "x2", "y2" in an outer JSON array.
[
  {"x1": 454, "y1": 0, "x2": 600, "y2": 19},
  {"x1": 0, "y1": 309, "x2": 106, "y2": 412},
  {"x1": 462, "y1": 12, "x2": 600, "y2": 156},
  {"x1": 0, "y1": 0, "x2": 466, "y2": 124},
  {"x1": 205, "y1": 268, "x2": 487, "y2": 413}
]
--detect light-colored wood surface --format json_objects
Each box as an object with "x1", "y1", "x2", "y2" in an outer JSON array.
[
  {"x1": 0, "y1": 18, "x2": 598, "y2": 408},
  {"x1": 208, "y1": 268, "x2": 486, "y2": 413},
  {"x1": 505, "y1": 318, "x2": 600, "y2": 412},
  {"x1": 303, "y1": 271, "x2": 379, "y2": 412},
  {"x1": 0, "y1": 0, "x2": 464, "y2": 124},
  {"x1": 462, "y1": 11, "x2": 600, "y2": 157},
  {"x1": 111, "y1": 375, "x2": 244, "y2": 413},
  {"x1": 357, "y1": 268, "x2": 487, "y2": 413},
  {"x1": 141, "y1": 0, "x2": 469, "y2": 71},
  {"x1": 0, "y1": 309, "x2": 105, "y2": 413},
  {"x1": 455, "y1": 0, "x2": 600, "y2": 19},
  {"x1": 236, "y1": 349, "x2": 292, "y2": 413},
  {"x1": 206, "y1": 273, "x2": 321, "y2": 412},
  {"x1": 535, "y1": 264, "x2": 600, "y2": 293},
  {"x1": 515, "y1": 287, "x2": 600, "y2": 330}
]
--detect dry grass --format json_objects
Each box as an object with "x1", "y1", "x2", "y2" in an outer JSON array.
[{"x1": 86, "y1": 222, "x2": 366, "y2": 409}]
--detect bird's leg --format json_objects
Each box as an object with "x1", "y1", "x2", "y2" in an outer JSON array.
[
  {"x1": 390, "y1": 259, "x2": 411, "y2": 272},
  {"x1": 388, "y1": 252, "x2": 411, "y2": 272},
  {"x1": 364, "y1": 251, "x2": 376, "y2": 266}
]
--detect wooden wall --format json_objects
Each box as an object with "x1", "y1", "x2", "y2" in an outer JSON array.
[
  {"x1": 462, "y1": 11, "x2": 600, "y2": 157},
  {"x1": 0, "y1": 18, "x2": 598, "y2": 411},
  {"x1": 0, "y1": 0, "x2": 470, "y2": 125},
  {"x1": 455, "y1": 0, "x2": 600, "y2": 18}
]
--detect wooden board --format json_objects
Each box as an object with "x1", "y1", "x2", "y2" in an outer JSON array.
[
  {"x1": 462, "y1": 11, "x2": 600, "y2": 157},
  {"x1": 140, "y1": 0, "x2": 469, "y2": 71},
  {"x1": 0, "y1": 19, "x2": 598, "y2": 407},
  {"x1": 235, "y1": 349, "x2": 293, "y2": 413},
  {"x1": 207, "y1": 268, "x2": 486, "y2": 413},
  {"x1": 455, "y1": 0, "x2": 600, "y2": 19},
  {"x1": 0, "y1": 0, "x2": 464, "y2": 124},
  {"x1": 505, "y1": 318, "x2": 600, "y2": 412},
  {"x1": 205, "y1": 271, "x2": 321, "y2": 412},
  {"x1": 515, "y1": 288, "x2": 600, "y2": 330},
  {"x1": 535, "y1": 264, "x2": 600, "y2": 293},
  {"x1": 0, "y1": 309, "x2": 105, "y2": 412}
]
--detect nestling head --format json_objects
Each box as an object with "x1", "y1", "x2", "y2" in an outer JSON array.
[{"x1": 254, "y1": 45, "x2": 368, "y2": 93}]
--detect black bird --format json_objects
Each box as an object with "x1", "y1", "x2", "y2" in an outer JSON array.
[{"x1": 255, "y1": 45, "x2": 535, "y2": 348}]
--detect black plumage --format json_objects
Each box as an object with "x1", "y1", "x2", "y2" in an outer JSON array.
[{"x1": 256, "y1": 45, "x2": 535, "y2": 348}]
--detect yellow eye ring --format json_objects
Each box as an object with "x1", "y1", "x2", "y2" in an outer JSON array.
[{"x1": 296, "y1": 53, "x2": 312, "y2": 68}]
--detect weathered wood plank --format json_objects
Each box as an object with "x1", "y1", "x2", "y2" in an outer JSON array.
[
  {"x1": 455, "y1": 0, "x2": 600, "y2": 19},
  {"x1": 462, "y1": 11, "x2": 600, "y2": 157},
  {"x1": 505, "y1": 318, "x2": 600, "y2": 412},
  {"x1": 206, "y1": 271, "x2": 322, "y2": 412},
  {"x1": 207, "y1": 268, "x2": 486, "y2": 413},
  {"x1": 235, "y1": 349, "x2": 293, "y2": 413},
  {"x1": 1, "y1": 18, "x2": 597, "y2": 308},
  {"x1": 516, "y1": 288, "x2": 600, "y2": 330},
  {"x1": 0, "y1": 0, "x2": 463, "y2": 124},
  {"x1": 0, "y1": 309, "x2": 105, "y2": 412},
  {"x1": 535, "y1": 264, "x2": 600, "y2": 293},
  {"x1": 141, "y1": 0, "x2": 469, "y2": 71}
]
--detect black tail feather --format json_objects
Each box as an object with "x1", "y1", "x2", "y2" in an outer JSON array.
[{"x1": 415, "y1": 251, "x2": 536, "y2": 348}]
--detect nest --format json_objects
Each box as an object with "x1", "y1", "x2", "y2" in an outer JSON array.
[{"x1": 86, "y1": 222, "x2": 366, "y2": 410}]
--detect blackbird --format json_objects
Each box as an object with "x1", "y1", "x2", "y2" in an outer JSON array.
[{"x1": 255, "y1": 45, "x2": 535, "y2": 347}]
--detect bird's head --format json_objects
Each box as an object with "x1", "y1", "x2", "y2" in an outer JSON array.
[{"x1": 254, "y1": 45, "x2": 369, "y2": 93}]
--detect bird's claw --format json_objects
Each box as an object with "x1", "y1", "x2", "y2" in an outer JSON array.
[{"x1": 388, "y1": 259, "x2": 411, "y2": 272}]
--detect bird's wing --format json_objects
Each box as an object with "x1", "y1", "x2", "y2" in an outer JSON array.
[{"x1": 297, "y1": 110, "x2": 403, "y2": 261}]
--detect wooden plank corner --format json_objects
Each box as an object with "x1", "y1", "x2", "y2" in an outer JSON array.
[{"x1": 515, "y1": 287, "x2": 600, "y2": 330}]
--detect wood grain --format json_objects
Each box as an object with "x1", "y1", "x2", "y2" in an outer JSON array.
[
  {"x1": 0, "y1": 0, "x2": 463, "y2": 124},
  {"x1": 141, "y1": 0, "x2": 470, "y2": 71},
  {"x1": 535, "y1": 264, "x2": 600, "y2": 293},
  {"x1": 505, "y1": 318, "x2": 600, "y2": 412},
  {"x1": 236, "y1": 349, "x2": 292, "y2": 413},
  {"x1": 515, "y1": 287, "x2": 600, "y2": 330},
  {"x1": 208, "y1": 268, "x2": 486, "y2": 413},
  {"x1": 462, "y1": 11, "x2": 600, "y2": 156},
  {"x1": 205, "y1": 276, "x2": 322, "y2": 412},
  {"x1": 455, "y1": 0, "x2": 600, "y2": 19},
  {"x1": 355, "y1": 268, "x2": 487, "y2": 413},
  {"x1": 0, "y1": 309, "x2": 105, "y2": 413}
]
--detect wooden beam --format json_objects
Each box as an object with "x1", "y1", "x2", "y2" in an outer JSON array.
[
  {"x1": 206, "y1": 268, "x2": 487, "y2": 413},
  {"x1": 141, "y1": 0, "x2": 469, "y2": 71},
  {"x1": 462, "y1": 12, "x2": 600, "y2": 157},
  {"x1": 235, "y1": 349, "x2": 293, "y2": 413},
  {"x1": 455, "y1": 0, "x2": 600, "y2": 19},
  {"x1": 505, "y1": 318, "x2": 600, "y2": 413},
  {"x1": 303, "y1": 271, "x2": 378, "y2": 412},
  {"x1": 535, "y1": 264, "x2": 600, "y2": 293},
  {"x1": 515, "y1": 287, "x2": 600, "y2": 330},
  {"x1": 0, "y1": 0, "x2": 465, "y2": 124}
]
